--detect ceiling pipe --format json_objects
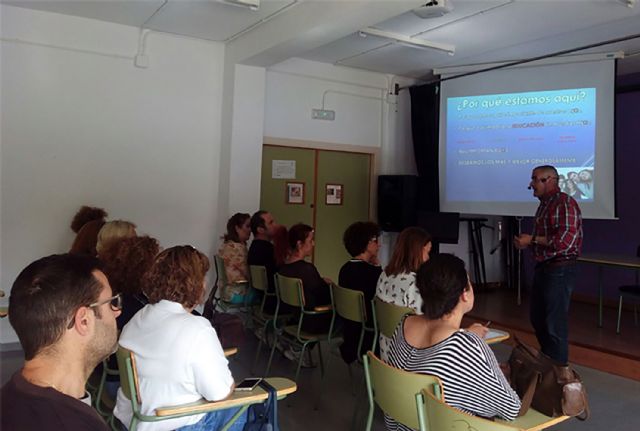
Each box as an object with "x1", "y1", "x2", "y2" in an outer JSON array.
[{"x1": 359, "y1": 27, "x2": 455, "y2": 55}]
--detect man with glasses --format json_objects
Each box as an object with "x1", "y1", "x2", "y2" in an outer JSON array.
[
  {"x1": 514, "y1": 165, "x2": 583, "y2": 364},
  {"x1": 1, "y1": 254, "x2": 121, "y2": 430}
]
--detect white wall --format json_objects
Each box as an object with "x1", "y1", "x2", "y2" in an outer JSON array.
[
  {"x1": 228, "y1": 65, "x2": 266, "y2": 216},
  {"x1": 0, "y1": 5, "x2": 226, "y2": 344},
  {"x1": 264, "y1": 58, "x2": 417, "y2": 174}
]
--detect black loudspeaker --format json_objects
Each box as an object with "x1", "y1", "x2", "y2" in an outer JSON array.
[{"x1": 378, "y1": 175, "x2": 417, "y2": 232}]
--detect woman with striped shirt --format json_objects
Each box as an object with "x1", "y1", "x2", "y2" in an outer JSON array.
[{"x1": 386, "y1": 254, "x2": 521, "y2": 430}]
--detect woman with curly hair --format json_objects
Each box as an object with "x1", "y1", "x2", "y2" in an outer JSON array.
[
  {"x1": 100, "y1": 235, "x2": 160, "y2": 329},
  {"x1": 69, "y1": 205, "x2": 108, "y2": 256},
  {"x1": 114, "y1": 246, "x2": 246, "y2": 431},
  {"x1": 99, "y1": 235, "x2": 160, "y2": 399},
  {"x1": 338, "y1": 221, "x2": 382, "y2": 363}
]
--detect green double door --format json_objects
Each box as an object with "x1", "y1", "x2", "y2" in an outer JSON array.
[{"x1": 260, "y1": 145, "x2": 372, "y2": 281}]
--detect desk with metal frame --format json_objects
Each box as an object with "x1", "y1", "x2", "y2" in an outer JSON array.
[{"x1": 577, "y1": 254, "x2": 640, "y2": 327}]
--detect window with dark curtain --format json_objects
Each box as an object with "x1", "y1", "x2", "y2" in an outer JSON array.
[{"x1": 410, "y1": 83, "x2": 440, "y2": 212}]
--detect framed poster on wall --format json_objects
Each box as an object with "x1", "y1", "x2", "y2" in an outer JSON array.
[
  {"x1": 286, "y1": 182, "x2": 305, "y2": 204},
  {"x1": 325, "y1": 184, "x2": 343, "y2": 205}
]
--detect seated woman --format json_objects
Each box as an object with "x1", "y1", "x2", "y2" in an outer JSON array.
[
  {"x1": 101, "y1": 235, "x2": 160, "y2": 330},
  {"x1": 385, "y1": 254, "x2": 521, "y2": 430},
  {"x1": 99, "y1": 235, "x2": 160, "y2": 398},
  {"x1": 376, "y1": 227, "x2": 432, "y2": 361},
  {"x1": 96, "y1": 220, "x2": 137, "y2": 259},
  {"x1": 218, "y1": 213, "x2": 251, "y2": 302},
  {"x1": 114, "y1": 246, "x2": 245, "y2": 431},
  {"x1": 278, "y1": 223, "x2": 332, "y2": 334},
  {"x1": 338, "y1": 221, "x2": 382, "y2": 364},
  {"x1": 69, "y1": 205, "x2": 108, "y2": 256}
]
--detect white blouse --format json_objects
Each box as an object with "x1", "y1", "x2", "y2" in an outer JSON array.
[{"x1": 114, "y1": 300, "x2": 234, "y2": 431}]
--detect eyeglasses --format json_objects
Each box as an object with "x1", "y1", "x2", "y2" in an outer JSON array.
[
  {"x1": 530, "y1": 176, "x2": 558, "y2": 184},
  {"x1": 67, "y1": 293, "x2": 122, "y2": 329},
  {"x1": 89, "y1": 293, "x2": 123, "y2": 312}
]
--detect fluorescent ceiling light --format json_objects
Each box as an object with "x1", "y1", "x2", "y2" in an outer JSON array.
[
  {"x1": 221, "y1": 0, "x2": 260, "y2": 11},
  {"x1": 359, "y1": 27, "x2": 455, "y2": 55}
]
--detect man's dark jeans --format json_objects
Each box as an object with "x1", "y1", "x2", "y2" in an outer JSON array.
[{"x1": 530, "y1": 261, "x2": 577, "y2": 364}]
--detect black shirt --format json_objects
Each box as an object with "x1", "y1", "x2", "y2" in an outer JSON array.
[
  {"x1": 1, "y1": 372, "x2": 110, "y2": 431},
  {"x1": 248, "y1": 239, "x2": 278, "y2": 313},
  {"x1": 278, "y1": 260, "x2": 332, "y2": 333},
  {"x1": 338, "y1": 259, "x2": 382, "y2": 363}
]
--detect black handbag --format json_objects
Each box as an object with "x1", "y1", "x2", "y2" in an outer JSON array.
[{"x1": 243, "y1": 380, "x2": 279, "y2": 431}]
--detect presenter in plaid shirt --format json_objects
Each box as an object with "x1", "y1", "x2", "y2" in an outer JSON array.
[{"x1": 514, "y1": 165, "x2": 582, "y2": 364}]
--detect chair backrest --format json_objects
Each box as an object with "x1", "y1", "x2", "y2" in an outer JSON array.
[
  {"x1": 275, "y1": 273, "x2": 304, "y2": 308},
  {"x1": 364, "y1": 351, "x2": 437, "y2": 430},
  {"x1": 250, "y1": 265, "x2": 269, "y2": 292},
  {"x1": 373, "y1": 297, "x2": 414, "y2": 339},
  {"x1": 116, "y1": 346, "x2": 140, "y2": 407},
  {"x1": 331, "y1": 284, "x2": 366, "y2": 323},
  {"x1": 214, "y1": 255, "x2": 228, "y2": 286},
  {"x1": 417, "y1": 388, "x2": 522, "y2": 431}
]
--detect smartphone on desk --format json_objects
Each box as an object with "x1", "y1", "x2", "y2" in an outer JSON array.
[{"x1": 234, "y1": 378, "x2": 262, "y2": 392}]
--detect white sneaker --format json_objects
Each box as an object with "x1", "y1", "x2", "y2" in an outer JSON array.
[{"x1": 283, "y1": 346, "x2": 316, "y2": 368}]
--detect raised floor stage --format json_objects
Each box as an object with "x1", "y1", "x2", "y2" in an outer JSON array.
[{"x1": 462, "y1": 288, "x2": 640, "y2": 381}]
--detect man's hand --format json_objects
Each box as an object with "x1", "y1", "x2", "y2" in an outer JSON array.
[{"x1": 513, "y1": 234, "x2": 532, "y2": 250}]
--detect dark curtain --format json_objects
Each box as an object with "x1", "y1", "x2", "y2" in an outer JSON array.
[{"x1": 409, "y1": 83, "x2": 440, "y2": 212}]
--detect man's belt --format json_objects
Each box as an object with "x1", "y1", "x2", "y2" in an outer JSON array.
[{"x1": 536, "y1": 257, "x2": 577, "y2": 269}]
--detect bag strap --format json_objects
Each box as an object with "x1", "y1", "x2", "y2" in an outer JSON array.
[
  {"x1": 257, "y1": 380, "x2": 279, "y2": 431},
  {"x1": 517, "y1": 370, "x2": 539, "y2": 417}
]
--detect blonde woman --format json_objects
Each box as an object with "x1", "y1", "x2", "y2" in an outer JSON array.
[{"x1": 96, "y1": 220, "x2": 137, "y2": 258}]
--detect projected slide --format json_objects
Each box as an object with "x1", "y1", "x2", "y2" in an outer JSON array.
[{"x1": 445, "y1": 88, "x2": 595, "y2": 202}]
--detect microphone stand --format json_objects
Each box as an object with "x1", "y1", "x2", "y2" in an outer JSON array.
[{"x1": 516, "y1": 216, "x2": 523, "y2": 305}]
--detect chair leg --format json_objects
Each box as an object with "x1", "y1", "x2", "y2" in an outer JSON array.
[
  {"x1": 347, "y1": 363, "x2": 356, "y2": 396},
  {"x1": 294, "y1": 343, "x2": 308, "y2": 384},
  {"x1": 617, "y1": 295, "x2": 623, "y2": 334},
  {"x1": 252, "y1": 336, "x2": 264, "y2": 375},
  {"x1": 350, "y1": 376, "x2": 368, "y2": 431},
  {"x1": 265, "y1": 331, "x2": 279, "y2": 377},
  {"x1": 317, "y1": 342, "x2": 325, "y2": 379},
  {"x1": 314, "y1": 342, "x2": 329, "y2": 411}
]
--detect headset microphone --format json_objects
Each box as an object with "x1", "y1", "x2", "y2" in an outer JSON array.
[{"x1": 527, "y1": 185, "x2": 532, "y2": 190}]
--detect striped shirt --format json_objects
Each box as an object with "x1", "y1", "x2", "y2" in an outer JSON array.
[
  {"x1": 532, "y1": 190, "x2": 582, "y2": 262},
  {"x1": 385, "y1": 317, "x2": 521, "y2": 430}
]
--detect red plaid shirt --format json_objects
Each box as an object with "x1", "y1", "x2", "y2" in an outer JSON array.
[{"x1": 532, "y1": 189, "x2": 582, "y2": 262}]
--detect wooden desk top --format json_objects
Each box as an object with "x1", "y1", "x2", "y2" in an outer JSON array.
[
  {"x1": 578, "y1": 254, "x2": 640, "y2": 269},
  {"x1": 500, "y1": 408, "x2": 569, "y2": 431},
  {"x1": 484, "y1": 329, "x2": 509, "y2": 345},
  {"x1": 155, "y1": 377, "x2": 296, "y2": 416}
]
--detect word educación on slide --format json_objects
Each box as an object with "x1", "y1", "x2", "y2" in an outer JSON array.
[{"x1": 445, "y1": 88, "x2": 595, "y2": 203}]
